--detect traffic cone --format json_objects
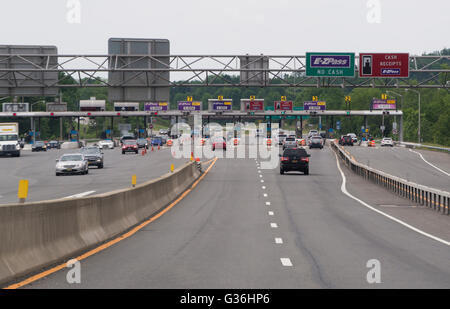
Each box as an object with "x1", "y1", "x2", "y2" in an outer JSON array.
[
  {"x1": 151, "y1": 146, "x2": 154, "y2": 152},
  {"x1": 158, "y1": 145, "x2": 161, "y2": 150}
]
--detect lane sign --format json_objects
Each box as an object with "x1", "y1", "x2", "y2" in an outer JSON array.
[{"x1": 359, "y1": 53, "x2": 409, "y2": 78}]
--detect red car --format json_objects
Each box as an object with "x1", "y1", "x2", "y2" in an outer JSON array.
[
  {"x1": 122, "y1": 140, "x2": 139, "y2": 154},
  {"x1": 212, "y1": 137, "x2": 226, "y2": 151}
]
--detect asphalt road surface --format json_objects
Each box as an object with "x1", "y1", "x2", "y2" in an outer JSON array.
[
  {"x1": 0, "y1": 146, "x2": 187, "y2": 204},
  {"x1": 22, "y1": 145, "x2": 450, "y2": 289},
  {"x1": 342, "y1": 145, "x2": 450, "y2": 192}
]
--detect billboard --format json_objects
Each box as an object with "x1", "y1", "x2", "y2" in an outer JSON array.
[
  {"x1": 359, "y1": 53, "x2": 409, "y2": 78},
  {"x1": 303, "y1": 101, "x2": 326, "y2": 111},
  {"x1": 144, "y1": 102, "x2": 169, "y2": 112},
  {"x1": 108, "y1": 38, "x2": 170, "y2": 102},
  {"x1": 306, "y1": 52, "x2": 355, "y2": 77},
  {"x1": 2, "y1": 103, "x2": 29, "y2": 112},
  {"x1": 371, "y1": 99, "x2": 397, "y2": 110},
  {"x1": 178, "y1": 101, "x2": 202, "y2": 111},
  {"x1": 114, "y1": 102, "x2": 139, "y2": 111},
  {"x1": 0, "y1": 45, "x2": 58, "y2": 97},
  {"x1": 274, "y1": 101, "x2": 293, "y2": 111}
]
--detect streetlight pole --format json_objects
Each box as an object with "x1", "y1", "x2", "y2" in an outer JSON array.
[{"x1": 406, "y1": 89, "x2": 421, "y2": 143}]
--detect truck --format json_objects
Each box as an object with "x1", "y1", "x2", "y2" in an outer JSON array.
[{"x1": 0, "y1": 123, "x2": 21, "y2": 157}]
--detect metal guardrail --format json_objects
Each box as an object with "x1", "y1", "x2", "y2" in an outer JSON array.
[
  {"x1": 396, "y1": 142, "x2": 450, "y2": 153},
  {"x1": 331, "y1": 141, "x2": 450, "y2": 216}
]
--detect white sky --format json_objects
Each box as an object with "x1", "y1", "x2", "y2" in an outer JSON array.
[{"x1": 1, "y1": 0, "x2": 448, "y2": 55}]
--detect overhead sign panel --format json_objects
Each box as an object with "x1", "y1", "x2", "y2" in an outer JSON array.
[
  {"x1": 178, "y1": 101, "x2": 202, "y2": 111},
  {"x1": 241, "y1": 99, "x2": 264, "y2": 112},
  {"x1": 114, "y1": 102, "x2": 139, "y2": 111},
  {"x1": 274, "y1": 101, "x2": 293, "y2": 111},
  {"x1": 46, "y1": 102, "x2": 67, "y2": 112},
  {"x1": 359, "y1": 53, "x2": 409, "y2": 78},
  {"x1": 208, "y1": 99, "x2": 233, "y2": 112},
  {"x1": 306, "y1": 52, "x2": 355, "y2": 77},
  {"x1": 371, "y1": 99, "x2": 397, "y2": 110},
  {"x1": 303, "y1": 101, "x2": 326, "y2": 111},
  {"x1": 144, "y1": 102, "x2": 169, "y2": 112},
  {"x1": 2, "y1": 103, "x2": 29, "y2": 112}
]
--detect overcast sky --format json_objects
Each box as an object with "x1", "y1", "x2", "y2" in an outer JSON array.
[{"x1": 1, "y1": 0, "x2": 448, "y2": 55}]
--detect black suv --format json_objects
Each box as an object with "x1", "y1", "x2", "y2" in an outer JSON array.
[
  {"x1": 80, "y1": 147, "x2": 104, "y2": 168},
  {"x1": 280, "y1": 148, "x2": 311, "y2": 175}
]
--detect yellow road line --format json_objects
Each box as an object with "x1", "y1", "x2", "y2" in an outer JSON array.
[{"x1": 4, "y1": 158, "x2": 219, "y2": 289}]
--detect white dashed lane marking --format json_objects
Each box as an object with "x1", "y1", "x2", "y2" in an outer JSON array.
[
  {"x1": 280, "y1": 258, "x2": 293, "y2": 267},
  {"x1": 275, "y1": 238, "x2": 283, "y2": 244},
  {"x1": 270, "y1": 223, "x2": 278, "y2": 228},
  {"x1": 268, "y1": 211, "x2": 274, "y2": 216}
]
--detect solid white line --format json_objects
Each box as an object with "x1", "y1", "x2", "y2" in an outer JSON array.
[
  {"x1": 275, "y1": 238, "x2": 283, "y2": 244},
  {"x1": 335, "y1": 154, "x2": 450, "y2": 246},
  {"x1": 270, "y1": 223, "x2": 278, "y2": 228},
  {"x1": 409, "y1": 149, "x2": 450, "y2": 177},
  {"x1": 280, "y1": 258, "x2": 293, "y2": 267},
  {"x1": 268, "y1": 211, "x2": 274, "y2": 216},
  {"x1": 64, "y1": 191, "x2": 96, "y2": 199}
]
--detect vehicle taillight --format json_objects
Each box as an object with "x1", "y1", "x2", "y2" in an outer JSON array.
[
  {"x1": 301, "y1": 157, "x2": 309, "y2": 162},
  {"x1": 281, "y1": 157, "x2": 289, "y2": 161}
]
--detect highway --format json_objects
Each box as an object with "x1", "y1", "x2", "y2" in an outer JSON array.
[
  {"x1": 0, "y1": 146, "x2": 186, "y2": 205},
  {"x1": 21, "y1": 145, "x2": 450, "y2": 289},
  {"x1": 342, "y1": 145, "x2": 450, "y2": 192}
]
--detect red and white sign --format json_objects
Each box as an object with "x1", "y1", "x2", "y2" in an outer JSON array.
[
  {"x1": 274, "y1": 101, "x2": 293, "y2": 111},
  {"x1": 359, "y1": 53, "x2": 409, "y2": 78},
  {"x1": 246, "y1": 100, "x2": 264, "y2": 111}
]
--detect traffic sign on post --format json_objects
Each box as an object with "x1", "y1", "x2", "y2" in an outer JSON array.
[
  {"x1": 359, "y1": 53, "x2": 409, "y2": 78},
  {"x1": 306, "y1": 52, "x2": 355, "y2": 77}
]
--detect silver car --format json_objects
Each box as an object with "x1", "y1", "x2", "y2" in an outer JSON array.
[
  {"x1": 55, "y1": 154, "x2": 89, "y2": 176},
  {"x1": 283, "y1": 137, "x2": 297, "y2": 150}
]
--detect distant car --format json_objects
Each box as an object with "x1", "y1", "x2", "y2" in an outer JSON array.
[
  {"x1": 151, "y1": 137, "x2": 163, "y2": 147},
  {"x1": 81, "y1": 147, "x2": 104, "y2": 168},
  {"x1": 55, "y1": 153, "x2": 89, "y2": 176},
  {"x1": 120, "y1": 135, "x2": 135, "y2": 145},
  {"x1": 308, "y1": 130, "x2": 318, "y2": 138},
  {"x1": 122, "y1": 140, "x2": 138, "y2": 154},
  {"x1": 137, "y1": 138, "x2": 149, "y2": 149},
  {"x1": 341, "y1": 135, "x2": 353, "y2": 146},
  {"x1": 160, "y1": 135, "x2": 168, "y2": 145},
  {"x1": 309, "y1": 136, "x2": 324, "y2": 149},
  {"x1": 159, "y1": 129, "x2": 169, "y2": 135},
  {"x1": 46, "y1": 140, "x2": 60, "y2": 149},
  {"x1": 381, "y1": 137, "x2": 394, "y2": 147},
  {"x1": 98, "y1": 140, "x2": 114, "y2": 149},
  {"x1": 212, "y1": 137, "x2": 226, "y2": 151},
  {"x1": 347, "y1": 133, "x2": 357, "y2": 144},
  {"x1": 283, "y1": 137, "x2": 297, "y2": 150},
  {"x1": 280, "y1": 148, "x2": 311, "y2": 175},
  {"x1": 278, "y1": 134, "x2": 287, "y2": 145},
  {"x1": 32, "y1": 141, "x2": 47, "y2": 152}
]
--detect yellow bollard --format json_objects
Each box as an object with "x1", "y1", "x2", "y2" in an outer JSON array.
[
  {"x1": 170, "y1": 164, "x2": 175, "y2": 173},
  {"x1": 18, "y1": 179, "x2": 29, "y2": 203},
  {"x1": 132, "y1": 175, "x2": 137, "y2": 187}
]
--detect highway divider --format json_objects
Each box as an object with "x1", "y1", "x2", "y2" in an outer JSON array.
[
  {"x1": 0, "y1": 161, "x2": 201, "y2": 286},
  {"x1": 331, "y1": 141, "x2": 450, "y2": 216},
  {"x1": 395, "y1": 141, "x2": 450, "y2": 153}
]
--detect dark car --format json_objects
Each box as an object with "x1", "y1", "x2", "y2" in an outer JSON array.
[
  {"x1": 280, "y1": 148, "x2": 311, "y2": 175},
  {"x1": 151, "y1": 137, "x2": 163, "y2": 147},
  {"x1": 31, "y1": 141, "x2": 47, "y2": 152},
  {"x1": 122, "y1": 140, "x2": 138, "y2": 154},
  {"x1": 136, "y1": 138, "x2": 149, "y2": 149},
  {"x1": 341, "y1": 135, "x2": 353, "y2": 146},
  {"x1": 46, "y1": 140, "x2": 61, "y2": 149},
  {"x1": 80, "y1": 147, "x2": 104, "y2": 168},
  {"x1": 309, "y1": 136, "x2": 324, "y2": 149}
]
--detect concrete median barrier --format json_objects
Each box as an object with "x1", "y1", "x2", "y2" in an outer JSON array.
[{"x1": 0, "y1": 161, "x2": 201, "y2": 286}]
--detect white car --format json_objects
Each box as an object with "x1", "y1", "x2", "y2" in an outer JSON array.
[
  {"x1": 347, "y1": 133, "x2": 357, "y2": 144},
  {"x1": 56, "y1": 154, "x2": 89, "y2": 176},
  {"x1": 380, "y1": 137, "x2": 394, "y2": 147},
  {"x1": 98, "y1": 139, "x2": 115, "y2": 149}
]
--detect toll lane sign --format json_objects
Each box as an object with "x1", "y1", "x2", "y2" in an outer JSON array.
[
  {"x1": 359, "y1": 53, "x2": 409, "y2": 78},
  {"x1": 306, "y1": 52, "x2": 355, "y2": 77}
]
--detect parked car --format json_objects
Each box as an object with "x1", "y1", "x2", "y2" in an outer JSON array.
[
  {"x1": 80, "y1": 147, "x2": 104, "y2": 168},
  {"x1": 55, "y1": 153, "x2": 89, "y2": 176},
  {"x1": 280, "y1": 147, "x2": 311, "y2": 175},
  {"x1": 381, "y1": 137, "x2": 394, "y2": 147},
  {"x1": 98, "y1": 139, "x2": 114, "y2": 149},
  {"x1": 32, "y1": 141, "x2": 47, "y2": 152},
  {"x1": 122, "y1": 140, "x2": 139, "y2": 154}
]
